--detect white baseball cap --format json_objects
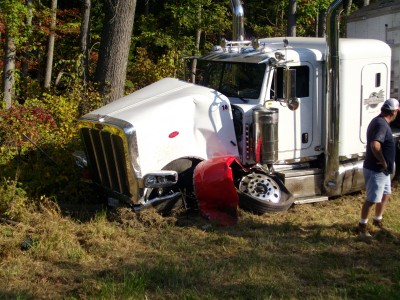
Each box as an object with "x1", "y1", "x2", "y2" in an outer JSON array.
[{"x1": 382, "y1": 98, "x2": 400, "y2": 111}]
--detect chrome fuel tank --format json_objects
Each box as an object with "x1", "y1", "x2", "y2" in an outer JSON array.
[{"x1": 252, "y1": 106, "x2": 279, "y2": 164}]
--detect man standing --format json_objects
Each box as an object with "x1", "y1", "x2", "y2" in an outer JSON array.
[{"x1": 358, "y1": 98, "x2": 399, "y2": 237}]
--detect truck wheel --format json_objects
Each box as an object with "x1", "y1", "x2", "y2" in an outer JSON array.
[{"x1": 237, "y1": 172, "x2": 293, "y2": 214}]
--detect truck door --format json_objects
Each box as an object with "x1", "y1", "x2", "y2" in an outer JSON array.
[
  {"x1": 269, "y1": 65, "x2": 313, "y2": 156},
  {"x1": 360, "y1": 63, "x2": 388, "y2": 143}
]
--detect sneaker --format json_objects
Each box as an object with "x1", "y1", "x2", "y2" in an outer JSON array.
[
  {"x1": 372, "y1": 219, "x2": 384, "y2": 228},
  {"x1": 358, "y1": 223, "x2": 372, "y2": 238}
]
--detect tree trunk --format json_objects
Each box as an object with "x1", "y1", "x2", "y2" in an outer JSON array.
[
  {"x1": 22, "y1": 0, "x2": 33, "y2": 78},
  {"x1": 317, "y1": 9, "x2": 327, "y2": 38},
  {"x1": 80, "y1": 0, "x2": 91, "y2": 89},
  {"x1": 287, "y1": 0, "x2": 296, "y2": 37},
  {"x1": 345, "y1": 0, "x2": 353, "y2": 16},
  {"x1": 95, "y1": 0, "x2": 137, "y2": 104},
  {"x1": 21, "y1": 0, "x2": 33, "y2": 99},
  {"x1": 2, "y1": 30, "x2": 16, "y2": 108},
  {"x1": 191, "y1": 28, "x2": 202, "y2": 83},
  {"x1": 44, "y1": 0, "x2": 57, "y2": 89},
  {"x1": 363, "y1": 0, "x2": 370, "y2": 6},
  {"x1": 191, "y1": 3, "x2": 202, "y2": 83}
]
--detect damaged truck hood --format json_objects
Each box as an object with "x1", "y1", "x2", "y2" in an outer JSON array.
[{"x1": 79, "y1": 78, "x2": 239, "y2": 175}]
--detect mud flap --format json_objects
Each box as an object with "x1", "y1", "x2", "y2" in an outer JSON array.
[{"x1": 193, "y1": 156, "x2": 239, "y2": 226}]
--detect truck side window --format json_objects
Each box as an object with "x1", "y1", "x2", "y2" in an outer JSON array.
[
  {"x1": 295, "y1": 66, "x2": 309, "y2": 98},
  {"x1": 375, "y1": 73, "x2": 381, "y2": 87}
]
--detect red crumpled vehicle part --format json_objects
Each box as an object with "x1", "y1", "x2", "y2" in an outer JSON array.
[{"x1": 193, "y1": 156, "x2": 241, "y2": 226}]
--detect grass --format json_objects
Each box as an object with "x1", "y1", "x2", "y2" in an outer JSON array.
[{"x1": 1, "y1": 181, "x2": 400, "y2": 299}]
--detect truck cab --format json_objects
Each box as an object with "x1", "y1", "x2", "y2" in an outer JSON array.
[{"x1": 192, "y1": 36, "x2": 391, "y2": 199}]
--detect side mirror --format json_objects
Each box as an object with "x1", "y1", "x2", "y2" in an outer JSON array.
[
  {"x1": 283, "y1": 68, "x2": 299, "y2": 111},
  {"x1": 283, "y1": 68, "x2": 296, "y2": 100}
]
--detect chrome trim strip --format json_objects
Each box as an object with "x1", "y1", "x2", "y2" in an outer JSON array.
[
  {"x1": 294, "y1": 196, "x2": 329, "y2": 205},
  {"x1": 99, "y1": 131, "x2": 113, "y2": 187},
  {"x1": 133, "y1": 192, "x2": 182, "y2": 212},
  {"x1": 89, "y1": 130, "x2": 104, "y2": 184},
  {"x1": 110, "y1": 133, "x2": 124, "y2": 193}
]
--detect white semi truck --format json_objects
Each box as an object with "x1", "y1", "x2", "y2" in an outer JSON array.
[{"x1": 75, "y1": 0, "x2": 398, "y2": 215}]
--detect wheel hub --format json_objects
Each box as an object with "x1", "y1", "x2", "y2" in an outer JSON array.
[{"x1": 239, "y1": 173, "x2": 281, "y2": 203}]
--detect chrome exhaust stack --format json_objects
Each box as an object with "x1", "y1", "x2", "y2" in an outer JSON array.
[
  {"x1": 230, "y1": 0, "x2": 245, "y2": 41},
  {"x1": 324, "y1": 0, "x2": 343, "y2": 196}
]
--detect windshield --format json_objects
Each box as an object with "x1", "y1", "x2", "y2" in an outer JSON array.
[{"x1": 195, "y1": 61, "x2": 266, "y2": 99}]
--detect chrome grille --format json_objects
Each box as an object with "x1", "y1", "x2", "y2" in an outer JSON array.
[{"x1": 81, "y1": 127, "x2": 130, "y2": 196}]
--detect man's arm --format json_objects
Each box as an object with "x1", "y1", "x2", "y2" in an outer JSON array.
[{"x1": 370, "y1": 140, "x2": 387, "y2": 171}]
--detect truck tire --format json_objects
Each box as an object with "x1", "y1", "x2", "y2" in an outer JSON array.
[{"x1": 237, "y1": 172, "x2": 294, "y2": 214}]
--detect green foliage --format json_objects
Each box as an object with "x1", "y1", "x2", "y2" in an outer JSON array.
[
  {"x1": 251, "y1": 24, "x2": 276, "y2": 38},
  {"x1": 132, "y1": 0, "x2": 229, "y2": 85},
  {"x1": 165, "y1": 0, "x2": 229, "y2": 36},
  {"x1": 0, "y1": 179, "x2": 29, "y2": 221},
  {"x1": 295, "y1": 0, "x2": 332, "y2": 36},
  {"x1": 245, "y1": 0, "x2": 348, "y2": 38},
  {"x1": 134, "y1": 14, "x2": 178, "y2": 50},
  {"x1": 127, "y1": 47, "x2": 183, "y2": 92},
  {"x1": 0, "y1": 77, "x2": 103, "y2": 207},
  {"x1": 0, "y1": 104, "x2": 57, "y2": 159},
  {"x1": 0, "y1": 0, "x2": 30, "y2": 45},
  {"x1": 246, "y1": 0, "x2": 289, "y2": 37}
]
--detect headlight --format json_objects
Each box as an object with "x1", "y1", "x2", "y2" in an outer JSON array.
[
  {"x1": 145, "y1": 175, "x2": 157, "y2": 186},
  {"x1": 143, "y1": 171, "x2": 178, "y2": 188},
  {"x1": 73, "y1": 150, "x2": 88, "y2": 168}
]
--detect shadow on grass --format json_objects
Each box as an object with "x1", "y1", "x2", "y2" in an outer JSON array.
[
  {"x1": 0, "y1": 290, "x2": 34, "y2": 300},
  {"x1": 0, "y1": 145, "x2": 110, "y2": 222}
]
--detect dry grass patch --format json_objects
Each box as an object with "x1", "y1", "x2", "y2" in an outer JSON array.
[{"x1": 0, "y1": 182, "x2": 400, "y2": 299}]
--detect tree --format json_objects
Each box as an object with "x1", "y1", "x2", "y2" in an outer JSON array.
[
  {"x1": 287, "y1": 0, "x2": 296, "y2": 37},
  {"x1": 80, "y1": 0, "x2": 91, "y2": 88},
  {"x1": 174, "y1": 0, "x2": 227, "y2": 82},
  {"x1": 293, "y1": 0, "x2": 332, "y2": 36},
  {"x1": 191, "y1": 3, "x2": 202, "y2": 83},
  {"x1": 317, "y1": 9, "x2": 327, "y2": 37},
  {"x1": 21, "y1": 0, "x2": 33, "y2": 85},
  {"x1": 1, "y1": 0, "x2": 28, "y2": 107},
  {"x1": 95, "y1": 0, "x2": 137, "y2": 104},
  {"x1": 44, "y1": 0, "x2": 57, "y2": 89},
  {"x1": 161, "y1": 0, "x2": 229, "y2": 80},
  {"x1": 2, "y1": 30, "x2": 16, "y2": 108},
  {"x1": 345, "y1": 0, "x2": 353, "y2": 16}
]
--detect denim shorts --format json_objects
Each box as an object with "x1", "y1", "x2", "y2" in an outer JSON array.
[{"x1": 363, "y1": 168, "x2": 391, "y2": 203}]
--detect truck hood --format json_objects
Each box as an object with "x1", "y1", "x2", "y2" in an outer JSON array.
[
  {"x1": 87, "y1": 78, "x2": 214, "y2": 123},
  {"x1": 80, "y1": 78, "x2": 239, "y2": 175}
]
